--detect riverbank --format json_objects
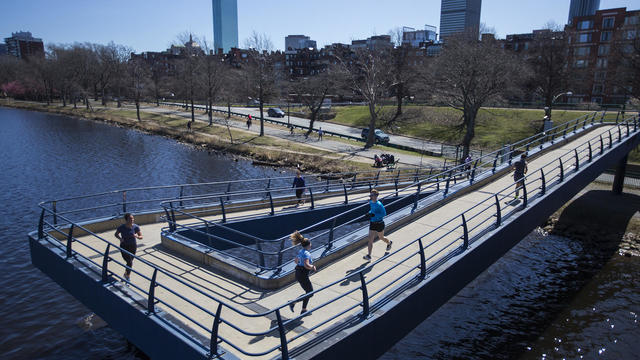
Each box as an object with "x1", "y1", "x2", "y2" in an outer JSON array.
[
  {"x1": 0, "y1": 99, "x2": 368, "y2": 174},
  {"x1": 542, "y1": 182, "x2": 640, "y2": 257}
]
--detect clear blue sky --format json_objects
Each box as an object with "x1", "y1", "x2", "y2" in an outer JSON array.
[{"x1": 1, "y1": 0, "x2": 638, "y2": 52}]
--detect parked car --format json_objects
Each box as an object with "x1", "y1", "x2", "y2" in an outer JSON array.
[
  {"x1": 267, "y1": 107, "x2": 286, "y2": 117},
  {"x1": 361, "y1": 128, "x2": 390, "y2": 144}
]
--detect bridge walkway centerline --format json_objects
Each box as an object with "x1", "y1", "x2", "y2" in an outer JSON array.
[{"x1": 57, "y1": 123, "x2": 627, "y2": 359}]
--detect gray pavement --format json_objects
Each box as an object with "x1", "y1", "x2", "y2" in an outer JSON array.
[{"x1": 138, "y1": 104, "x2": 446, "y2": 169}]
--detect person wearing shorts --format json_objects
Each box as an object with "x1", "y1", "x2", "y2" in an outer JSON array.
[
  {"x1": 363, "y1": 189, "x2": 392, "y2": 261},
  {"x1": 288, "y1": 231, "x2": 317, "y2": 314},
  {"x1": 114, "y1": 213, "x2": 143, "y2": 282},
  {"x1": 512, "y1": 153, "x2": 528, "y2": 200}
]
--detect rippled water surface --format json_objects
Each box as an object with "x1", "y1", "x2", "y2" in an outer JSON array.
[{"x1": 1, "y1": 107, "x2": 638, "y2": 359}]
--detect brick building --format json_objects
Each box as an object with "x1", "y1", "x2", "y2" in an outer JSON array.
[
  {"x1": 4, "y1": 31, "x2": 44, "y2": 60},
  {"x1": 566, "y1": 7, "x2": 640, "y2": 104}
]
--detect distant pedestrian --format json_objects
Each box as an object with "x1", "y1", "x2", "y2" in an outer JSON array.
[
  {"x1": 464, "y1": 154, "x2": 472, "y2": 178},
  {"x1": 318, "y1": 127, "x2": 324, "y2": 141},
  {"x1": 512, "y1": 153, "x2": 528, "y2": 200},
  {"x1": 187, "y1": 120, "x2": 192, "y2": 132},
  {"x1": 114, "y1": 213, "x2": 143, "y2": 282},
  {"x1": 363, "y1": 189, "x2": 391, "y2": 261},
  {"x1": 289, "y1": 124, "x2": 295, "y2": 135},
  {"x1": 246, "y1": 115, "x2": 252, "y2": 129},
  {"x1": 288, "y1": 230, "x2": 316, "y2": 314},
  {"x1": 292, "y1": 170, "x2": 306, "y2": 206}
]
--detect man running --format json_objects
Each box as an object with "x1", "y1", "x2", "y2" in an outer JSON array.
[
  {"x1": 363, "y1": 189, "x2": 392, "y2": 261},
  {"x1": 512, "y1": 153, "x2": 528, "y2": 200}
]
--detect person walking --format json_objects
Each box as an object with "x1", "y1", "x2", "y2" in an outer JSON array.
[
  {"x1": 114, "y1": 213, "x2": 143, "y2": 282},
  {"x1": 363, "y1": 189, "x2": 392, "y2": 261},
  {"x1": 464, "y1": 154, "x2": 472, "y2": 178},
  {"x1": 318, "y1": 127, "x2": 323, "y2": 141},
  {"x1": 512, "y1": 153, "x2": 528, "y2": 200},
  {"x1": 187, "y1": 120, "x2": 192, "y2": 132},
  {"x1": 246, "y1": 114, "x2": 252, "y2": 129},
  {"x1": 288, "y1": 231, "x2": 316, "y2": 314},
  {"x1": 292, "y1": 170, "x2": 306, "y2": 206}
]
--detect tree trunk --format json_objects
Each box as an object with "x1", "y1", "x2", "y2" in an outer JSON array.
[
  {"x1": 208, "y1": 94, "x2": 213, "y2": 126},
  {"x1": 85, "y1": 95, "x2": 90, "y2": 110},
  {"x1": 366, "y1": 102, "x2": 377, "y2": 148},
  {"x1": 135, "y1": 97, "x2": 141, "y2": 121},
  {"x1": 394, "y1": 83, "x2": 403, "y2": 119},
  {"x1": 101, "y1": 87, "x2": 107, "y2": 106},
  {"x1": 259, "y1": 95, "x2": 264, "y2": 137},
  {"x1": 62, "y1": 91, "x2": 66, "y2": 107},
  {"x1": 461, "y1": 107, "x2": 478, "y2": 160},
  {"x1": 227, "y1": 101, "x2": 231, "y2": 118}
]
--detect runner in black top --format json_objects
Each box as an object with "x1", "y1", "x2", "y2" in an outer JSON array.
[
  {"x1": 512, "y1": 153, "x2": 528, "y2": 200},
  {"x1": 114, "y1": 213, "x2": 143, "y2": 282}
]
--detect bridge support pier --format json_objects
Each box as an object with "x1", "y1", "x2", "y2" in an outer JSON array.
[{"x1": 612, "y1": 154, "x2": 628, "y2": 195}]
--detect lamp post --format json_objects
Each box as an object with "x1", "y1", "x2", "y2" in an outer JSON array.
[{"x1": 544, "y1": 91, "x2": 573, "y2": 132}]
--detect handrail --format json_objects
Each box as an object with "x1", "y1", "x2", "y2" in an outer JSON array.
[{"x1": 33, "y1": 113, "x2": 637, "y2": 359}]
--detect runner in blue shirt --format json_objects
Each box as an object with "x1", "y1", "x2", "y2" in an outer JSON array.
[
  {"x1": 288, "y1": 231, "x2": 317, "y2": 314},
  {"x1": 364, "y1": 189, "x2": 392, "y2": 261}
]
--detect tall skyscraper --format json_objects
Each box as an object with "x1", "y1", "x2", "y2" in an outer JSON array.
[
  {"x1": 212, "y1": 0, "x2": 238, "y2": 53},
  {"x1": 439, "y1": 0, "x2": 482, "y2": 39},
  {"x1": 567, "y1": 0, "x2": 600, "y2": 24}
]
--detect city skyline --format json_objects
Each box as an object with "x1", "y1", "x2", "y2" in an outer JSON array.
[{"x1": 1, "y1": 0, "x2": 637, "y2": 53}]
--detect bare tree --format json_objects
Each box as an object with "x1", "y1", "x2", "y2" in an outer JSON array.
[
  {"x1": 430, "y1": 32, "x2": 524, "y2": 159},
  {"x1": 289, "y1": 70, "x2": 334, "y2": 136},
  {"x1": 199, "y1": 39, "x2": 226, "y2": 126},
  {"x1": 127, "y1": 57, "x2": 149, "y2": 121},
  {"x1": 243, "y1": 31, "x2": 279, "y2": 136},
  {"x1": 29, "y1": 54, "x2": 57, "y2": 105},
  {"x1": 174, "y1": 32, "x2": 204, "y2": 123},
  {"x1": 612, "y1": 21, "x2": 640, "y2": 103},
  {"x1": 335, "y1": 48, "x2": 392, "y2": 148}
]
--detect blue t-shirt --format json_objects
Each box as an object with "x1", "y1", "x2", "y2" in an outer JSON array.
[
  {"x1": 369, "y1": 200, "x2": 386, "y2": 222},
  {"x1": 116, "y1": 224, "x2": 140, "y2": 245},
  {"x1": 296, "y1": 248, "x2": 313, "y2": 267}
]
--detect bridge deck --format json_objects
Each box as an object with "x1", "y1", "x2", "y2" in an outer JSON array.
[{"x1": 67, "y1": 125, "x2": 619, "y2": 359}]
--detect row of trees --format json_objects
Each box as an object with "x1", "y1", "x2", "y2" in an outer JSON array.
[{"x1": 1, "y1": 26, "x2": 638, "y2": 159}]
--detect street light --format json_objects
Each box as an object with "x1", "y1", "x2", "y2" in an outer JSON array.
[{"x1": 544, "y1": 91, "x2": 573, "y2": 132}]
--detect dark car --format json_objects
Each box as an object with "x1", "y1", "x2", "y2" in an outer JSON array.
[
  {"x1": 267, "y1": 107, "x2": 285, "y2": 117},
  {"x1": 361, "y1": 128, "x2": 390, "y2": 144}
]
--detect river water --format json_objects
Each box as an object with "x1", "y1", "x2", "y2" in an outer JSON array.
[{"x1": 0, "y1": 108, "x2": 637, "y2": 359}]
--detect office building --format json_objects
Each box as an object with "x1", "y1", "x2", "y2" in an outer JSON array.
[
  {"x1": 402, "y1": 25, "x2": 437, "y2": 47},
  {"x1": 285, "y1": 35, "x2": 317, "y2": 51},
  {"x1": 0, "y1": 43, "x2": 7, "y2": 56},
  {"x1": 439, "y1": 0, "x2": 482, "y2": 39},
  {"x1": 212, "y1": 0, "x2": 238, "y2": 53},
  {"x1": 568, "y1": 0, "x2": 600, "y2": 24},
  {"x1": 4, "y1": 31, "x2": 44, "y2": 60}
]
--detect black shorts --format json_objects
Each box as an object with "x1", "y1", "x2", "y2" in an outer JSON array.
[
  {"x1": 369, "y1": 221, "x2": 385, "y2": 232},
  {"x1": 295, "y1": 189, "x2": 304, "y2": 198},
  {"x1": 514, "y1": 173, "x2": 524, "y2": 182}
]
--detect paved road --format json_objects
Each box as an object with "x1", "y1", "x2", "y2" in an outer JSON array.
[{"x1": 137, "y1": 104, "x2": 446, "y2": 169}]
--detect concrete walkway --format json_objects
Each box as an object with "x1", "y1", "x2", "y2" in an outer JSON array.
[{"x1": 65, "y1": 124, "x2": 618, "y2": 359}]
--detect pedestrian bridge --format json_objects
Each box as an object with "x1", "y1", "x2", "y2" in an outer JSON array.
[{"x1": 29, "y1": 112, "x2": 639, "y2": 359}]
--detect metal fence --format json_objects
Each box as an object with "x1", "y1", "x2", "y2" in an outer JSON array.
[{"x1": 33, "y1": 113, "x2": 639, "y2": 359}]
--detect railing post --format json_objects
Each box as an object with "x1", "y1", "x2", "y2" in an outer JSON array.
[
  {"x1": 38, "y1": 208, "x2": 45, "y2": 239},
  {"x1": 494, "y1": 195, "x2": 501, "y2": 228},
  {"x1": 343, "y1": 184, "x2": 348, "y2": 204},
  {"x1": 122, "y1": 191, "x2": 127, "y2": 213},
  {"x1": 327, "y1": 218, "x2": 336, "y2": 250},
  {"x1": 147, "y1": 269, "x2": 158, "y2": 314},
  {"x1": 394, "y1": 172, "x2": 399, "y2": 197},
  {"x1": 574, "y1": 149, "x2": 580, "y2": 171},
  {"x1": 178, "y1": 186, "x2": 183, "y2": 207},
  {"x1": 226, "y1": 182, "x2": 232, "y2": 201},
  {"x1": 52, "y1": 201, "x2": 58, "y2": 226},
  {"x1": 522, "y1": 180, "x2": 528, "y2": 208},
  {"x1": 308, "y1": 188, "x2": 315, "y2": 209},
  {"x1": 368, "y1": 181, "x2": 372, "y2": 193},
  {"x1": 209, "y1": 303, "x2": 223, "y2": 358},
  {"x1": 461, "y1": 214, "x2": 469, "y2": 250},
  {"x1": 609, "y1": 130, "x2": 613, "y2": 149},
  {"x1": 169, "y1": 202, "x2": 177, "y2": 231},
  {"x1": 588, "y1": 142, "x2": 592, "y2": 162},
  {"x1": 351, "y1": 174, "x2": 357, "y2": 189},
  {"x1": 627, "y1": 121, "x2": 630, "y2": 137},
  {"x1": 325, "y1": 178, "x2": 330, "y2": 193},
  {"x1": 267, "y1": 191, "x2": 274, "y2": 215},
  {"x1": 444, "y1": 170, "x2": 452, "y2": 197},
  {"x1": 600, "y1": 135, "x2": 604, "y2": 155},
  {"x1": 101, "y1": 244, "x2": 111, "y2": 283},
  {"x1": 275, "y1": 309, "x2": 289, "y2": 360},
  {"x1": 559, "y1": 159, "x2": 564, "y2": 182},
  {"x1": 470, "y1": 160, "x2": 478, "y2": 185},
  {"x1": 414, "y1": 168, "x2": 419, "y2": 183},
  {"x1": 418, "y1": 238, "x2": 426, "y2": 279},
  {"x1": 374, "y1": 171, "x2": 380, "y2": 187},
  {"x1": 219, "y1": 197, "x2": 226, "y2": 223},
  {"x1": 66, "y1": 224, "x2": 74, "y2": 259},
  {"x1": 508, "y1": 149, "x2": 514, "y2": 165},
  {"x1": 492, "y1": 154, "x2": 498, "y2": 174},
  {"x1": 540, "y1": 169, "x2": 546, "y2": 195},
  {"x1": 359, "y1": 272, "x2": 370, "y2": 318}
]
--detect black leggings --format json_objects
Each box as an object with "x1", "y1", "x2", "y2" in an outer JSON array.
[
  {"x1": 295, "y1": 266, "x2": 314, "y2": 309},
  {"x1": 120, "y1": 241, "x2": 137, "y2": 276}
]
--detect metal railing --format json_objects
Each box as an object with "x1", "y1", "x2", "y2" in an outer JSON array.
[{"x1": 33, "y1": 113, "x2": 638, "y2": 359}]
